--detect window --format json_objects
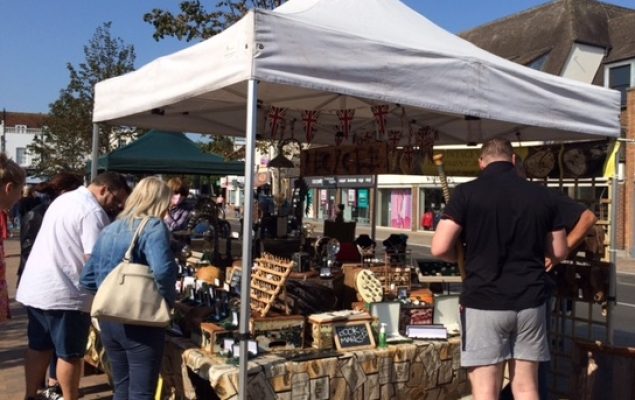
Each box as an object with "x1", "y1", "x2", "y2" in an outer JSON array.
[
  {"x1": 16, "y1": 148, "x2": 27, "y2": 165},
  {"x1": 15, "y1": 125, "x2": 27, "y2": 134},
  {"x1": 378, "y1": 188, "x2": 412, "y2": 229},
  {"x1": 527, "y1": 52, "x2": 550, "y2": 71},
  {"x1": 608, "y1": 64, "x2": 632, "y2": 108}
]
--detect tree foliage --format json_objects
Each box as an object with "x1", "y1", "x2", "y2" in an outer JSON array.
[
  {"x1": 29, "y1": 22, "x2": 137, "y2": 175},
  {"x1": 144, "y1": 1, "x2": 288, "y2": 162},
  {"x1": 144, "y1": 0, "x2": 285, "y2": 42},
  {"x1": 199, "y1": 135, "x2": 235, "y2": 158}
]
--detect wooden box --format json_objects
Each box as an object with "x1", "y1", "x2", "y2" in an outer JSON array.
[
  {"x1": 250, "y1": 315, "x2": 305, "y2": 352},
  {"x1": 308, "y1": 311, "x2": 373, "y2": 350},
  {"x1": 192, "y1": 322, "x2": 233, "y2": 354}
]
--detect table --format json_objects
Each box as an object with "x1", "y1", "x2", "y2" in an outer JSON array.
[{"x1": 161, "y1": 336, "x2": 469, "y2": 400}]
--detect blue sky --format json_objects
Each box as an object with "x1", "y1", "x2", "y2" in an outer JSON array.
[{"x1": 2, "y1": 0, "x2": 634, "y2": 114}]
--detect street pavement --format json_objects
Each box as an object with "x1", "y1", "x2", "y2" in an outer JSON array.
[{"x1": 0, "y1": 238, "x2": 112, "y2": 400}]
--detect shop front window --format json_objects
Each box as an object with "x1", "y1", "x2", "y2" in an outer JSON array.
[
  {"x1": 419, "y1": 188, "x2": 444, "y2": 231},
  {"x1": 305, "y1": 190, "x2": 315, "y2": 219},
  {"x1": 341, "y1": 188, "x2": 370, "y2": 224},
  {"x1": 390, "y1": 189, "x2": 412, "y2": 229},
  {"x1": 356, "y1": 189, "x2": 370, "y2": 224},
  {"x1": 317, "y1": 189, "x2": 336, "y2": 220},
  {"x1": 379, "y1": 188, "x2": 412, "y2": 229}
]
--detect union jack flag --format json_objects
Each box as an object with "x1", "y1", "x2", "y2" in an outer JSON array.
[
  {"x1": 301, "y1": 110, "x2": 320, "y2": 143},
  {"x1": 416, "y1": 126, "x2": 437, "y2": 162},
  {"x1": 402, "y1": 145, "x2": 415, "y2": 170},
  {"x1": 334, "y1": 126, "x2": 345, "y2": 145},
  {"x1": 371, "y1": 105, "x2": 390, "y2": 136},
  {"x1": 388, "y1": 130, "x2": 402, "y2": 147},
  {"x1": 267, "y1": 106, "x2": 287, "y2": 139},
  {"x1": 336, "y1": 109, "x2": 355, "y2": 139},
  {"x1": 354, "y1": 130, "x2": 375, "y2": 145}
]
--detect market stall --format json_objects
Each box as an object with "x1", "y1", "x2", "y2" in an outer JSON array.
[
  {"x1": 91, "y1": 0, "x2": 620, "y2": 399},
  {"x1": 88, "y1": 130, "x2": 244, "y2": 176}
]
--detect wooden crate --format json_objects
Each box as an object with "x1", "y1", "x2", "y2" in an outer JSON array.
[
  {"x1": 250, "y1": 314, "x2": 305, "y2": 351},
  {"x1": 308, "y1": 311, "x2": 373, "y2": 350},
  {"x1": 192, "y1": 322, "x2": 233, "y2": 354}
]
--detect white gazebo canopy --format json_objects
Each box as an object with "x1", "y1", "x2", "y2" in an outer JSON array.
[{"x1": 93, "y1": 0, "x2": 620, "y2": 145}]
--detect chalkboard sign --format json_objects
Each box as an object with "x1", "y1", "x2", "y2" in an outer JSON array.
[{"x1": 333, "y1": 321, "x2": 376, "y2": 351}]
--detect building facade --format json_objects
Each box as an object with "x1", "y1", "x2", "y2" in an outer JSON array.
[
  {"x1": 460, "y1": 0, "x2": 635, "y2": 253},
  {"x1": 0, "y1": 111, "x2": 47, "y2": 170}
]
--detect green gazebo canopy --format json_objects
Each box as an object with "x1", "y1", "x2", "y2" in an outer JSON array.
[{"x1": 89, "y1": 130, "x2": 244, "y2": 176}]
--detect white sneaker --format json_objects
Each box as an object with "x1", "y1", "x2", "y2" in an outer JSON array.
[{"x1": 40, "y1": 385, "x2": 64, "y2": 400}]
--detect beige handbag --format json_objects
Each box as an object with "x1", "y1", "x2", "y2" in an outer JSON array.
[{"x1": 90, "y1": 217, "x2": 171, "y2": 327}]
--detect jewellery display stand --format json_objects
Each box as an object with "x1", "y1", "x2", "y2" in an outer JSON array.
[{"x1": 249, "y1": 252, "x2": 294, "y2": 317}]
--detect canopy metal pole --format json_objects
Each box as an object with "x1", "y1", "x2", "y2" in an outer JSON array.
[
  {"x1": 90, "y1": 124, "x2": 99, "y2": 182},
  {"x1": 370, "y1": 174, "x2": 378, "y2": 241},
  {"x1": 608, "y1": 151, "x2": 619, "y2": 346},
  {"x1": 238, "y1": 79, "x2": 258, "y2": 400}
]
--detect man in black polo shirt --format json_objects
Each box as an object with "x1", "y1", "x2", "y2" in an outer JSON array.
[
  {"x1": 431, "y1": 138, "x2": 568, "y2": 400},
  {"x1": 499, "y1": 157, "x2": 599, "y2": 400}
]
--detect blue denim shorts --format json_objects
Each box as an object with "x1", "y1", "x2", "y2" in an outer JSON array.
[{"x1": 26, "y1": 307, "x2": 91, "y2": 360}]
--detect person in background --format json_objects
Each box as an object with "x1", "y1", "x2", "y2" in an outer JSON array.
[
  {"x1": 334, "y1": 203, "x2": 345, "y2": 223},
  {"x1": 164, "y1": 177, "x2": 192, "y2": 232},
  {"x1": 17, "y1": 185, "x2": 41, "y2": 223},
  {"x1": 18, "y1": 172, "x2": 84, "y2": 283},
  {"x1": 431, "y1": 138, "x2": 567, "y2": 400},
  {"x1": 16, "y1": 172, "x2": 83, "y2": 400},
  {"x1": 0, "y1": 153, "x2": 26, "y2": 322},
  {"x1": 421, "y1": 208, "x2": 434, "y2": 231},
  {"x1": 80, "y1": 177, "x2": 177, "y2": 400},
  {"x1": 497, "y1": 156, "x2": 599, "y2": 400},
  {"x1": 17, "y1": 172, "x2": 130, "y2": 400}
]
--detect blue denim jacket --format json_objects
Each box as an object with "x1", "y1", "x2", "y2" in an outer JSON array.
[{"x1": 81, "y1": 217, "x2": 177, "y2": 307}]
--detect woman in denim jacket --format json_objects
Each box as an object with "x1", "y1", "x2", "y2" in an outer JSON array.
[{"x1": 81, "y1": 177, "x2": 177, "y2": 400}]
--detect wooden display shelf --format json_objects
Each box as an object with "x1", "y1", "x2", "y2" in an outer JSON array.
[
  {"x1": 250, "y1": 253, "x2": 294, "y2": 317},
  {"x1": 418, "y1": 275, "x2": 462, "y2": 283}
]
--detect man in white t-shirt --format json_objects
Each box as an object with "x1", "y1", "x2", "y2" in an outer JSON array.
[{"x1": 17, "y1": 172, "x2": 130, "y2": 400}]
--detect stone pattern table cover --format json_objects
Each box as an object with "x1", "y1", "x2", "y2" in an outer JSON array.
[{"x1": 162, "y1": 336, "x2": 469, "y2": 400}]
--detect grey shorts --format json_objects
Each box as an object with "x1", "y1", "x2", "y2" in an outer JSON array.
[{"x1": 459, "y1": 304, "x2": 550, "y2": 367}]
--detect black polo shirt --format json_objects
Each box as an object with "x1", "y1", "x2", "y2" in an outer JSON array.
[
  {"x1": 551, "y1": 189, "x2": 586, "y2": 233},
  {"x1": 443, "y1": 161, "x2": 563, "y2": 311}
]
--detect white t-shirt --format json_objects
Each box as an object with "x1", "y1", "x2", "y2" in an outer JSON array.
[{"x1": 17, "y1": 186, "x2": 111, "y2": 312}]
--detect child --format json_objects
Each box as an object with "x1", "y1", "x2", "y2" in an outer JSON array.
[{"x1": 0, "y1": 153, "x2": 26, "y2": 321}]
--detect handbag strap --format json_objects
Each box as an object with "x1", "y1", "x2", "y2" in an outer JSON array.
[{"x1": 123, "y1": 217, "x2": 152, "y2": 262}]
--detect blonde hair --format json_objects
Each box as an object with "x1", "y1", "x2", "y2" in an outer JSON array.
[
  {"x1": 0, "y1": 153, "x2": 26, "y2": 186},
  {"x1": 118, "y1": 177, "x2": 171, "y2": 221}
]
